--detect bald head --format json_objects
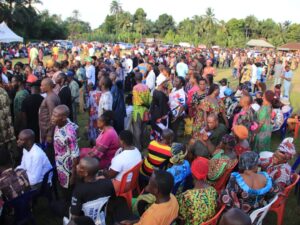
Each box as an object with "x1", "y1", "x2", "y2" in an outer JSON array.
[
  {"x1": 51, "y1": 105, "x2": 70, "y2": 127},
  {"x1": 54, "y1": 105, "x2": 70, "y2": 117},
  {"x1": 41, "y1": 78, "x2": 54, "y2": 93},
  {"x1": 17, "y1": 129, "x2": 35, "y2": 150},
  {"x1": 19, "y1": 129, "x2": 35, "y2": 142},
  {"x1": 81, "y1": 157, "x2": 99, "y2": 176},
  {"x1": 219, "y1": 208, "x2": 251, "y2": 225}
]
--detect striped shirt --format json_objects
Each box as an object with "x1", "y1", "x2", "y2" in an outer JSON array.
[{"x1": 141, "y1": 141, "x2": 172, "y2": 176}]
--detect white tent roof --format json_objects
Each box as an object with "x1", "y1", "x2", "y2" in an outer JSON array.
[
  {"x1": 246, "y1": 39, "x2": 274, "y2": 48},
  {"x1": 0, "y1": 22, "x2": 23, "y2": 43}
]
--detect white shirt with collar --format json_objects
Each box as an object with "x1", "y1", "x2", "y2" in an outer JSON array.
[
  {"x1": 17, "y1": 144, "x2": 52, "y2": 186},
  {"x1": 145, "y1": 70, "x2": 156, "y2": 93},
  {"x1": 86, "y1": 64, "x2": 96, "y2": 86}
]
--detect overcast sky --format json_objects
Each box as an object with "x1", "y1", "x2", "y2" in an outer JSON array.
[{"x1": 37, "y1": 0, "x2": 300, "y2": 29}]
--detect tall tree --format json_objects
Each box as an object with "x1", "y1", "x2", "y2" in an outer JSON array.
[
  {"x1": 245, "y1": 15, "x2": 258, "y2": 38},
  {"x1": 133, "y1": 8, "x2": 147, "y2": 35},
  {"x1": 201, "y1": 7, "x2": 218, "y2": 45},
  {"x1": 110, "y1": 0, "x2": 122, "y2": 17},
  {"x1": 154, "y1": 14, "x2": 175, "y2": 37}
]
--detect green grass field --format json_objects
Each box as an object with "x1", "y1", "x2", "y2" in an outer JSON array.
[{"x1": 10, "y1": 57, "x2": 300, "y2": 224}]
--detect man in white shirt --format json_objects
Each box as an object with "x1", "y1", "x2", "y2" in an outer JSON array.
[
  {"x1": 251, "y1": 59, "x2": 257, "y2": 89},
  {"x1": 169, "y1": 76, "x2": 186, "y2": 141},
  {"x1": 176, "y1": 56, "x2": 188, "y2": 78},
  {"x1": 145, "y1": 63, "x2": 156, "y2": 93},
  {"x1": 124, "y1": 54, "x2": 133, "y2": 75},
  {"x1": 16, "y1": 129, "x2": 52, "y2": 189},
  {"x1": 85, "y1": 57, "x2": 95, "y2": 86}
]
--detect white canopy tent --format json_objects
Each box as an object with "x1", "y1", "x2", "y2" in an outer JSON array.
[{"x1": 0, "y1": 22, "x2": 23, "y2": 43}]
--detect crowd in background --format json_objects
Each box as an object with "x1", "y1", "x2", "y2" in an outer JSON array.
[{"x1": 0, "y1": 42, "x2": 299, "y2": 225}]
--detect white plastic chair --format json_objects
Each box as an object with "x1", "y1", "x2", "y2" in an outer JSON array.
[
  {"x1": 250, "y1": 195, "x2": 278, "y2": 225},
  {"x1": 63, "y1": 196, "x2": 110, "y2": 225}
]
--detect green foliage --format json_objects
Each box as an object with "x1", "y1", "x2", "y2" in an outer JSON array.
[
  {"x1": 1, "y1": 0, "x2": 300, "y2": 47},
  {"x1": 154, "y1": 14, "x2": 175, "y2": 37}
]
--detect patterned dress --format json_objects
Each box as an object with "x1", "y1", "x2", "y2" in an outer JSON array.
[
  {"x1": 208, "y1": 149, "x2": 238, "y2": 182},
  {"x1": 221, "y1": 172, "x2": 280, "y2": 213},
  {"x1": 0, "y1": 87, "x2": 15, "y2": 146},
  {"x1": 178, "y1": 187, "x2": 217, "y2": 225},
  {"x1": 54, "y1": 120, "x2": 79, "y2": 188},
  {"x1": 201, "y1": 97, "x2": 226, "y2": 115},
  {"x1": 87, "y1": 89, "x2": 101, "y2": 142},
  {"x1": 254, "y1": 105, "x2": 272, "y2": 152},
  {"x1": 259, "y1": 157, "x2": 292, "y2": 188},
  {"x1": 98, "y1": 91, "x2": 113, "y2": 118},
  {"x1": 191, "y1": 91, "x2": 206, "y2": 139}
]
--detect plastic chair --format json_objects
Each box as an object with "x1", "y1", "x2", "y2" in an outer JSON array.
[
  {"x1": 280, "y1": 107, "x2": 293, "y2": 140},
  {"x1": 117, "y1": 161, "x2": 143, "y2": 207},
  {"x1": 214, "y1": 161, "x2": 238, "y2": 194},
  {"x1": 63, "y1": 196, "x2": 110, "y2": 225},
  {"x1": 201, "y1": 204, "x2": 226, "y2": 225},
  {"x1": 249, "y1": 195, "x2": 278, "y2": 225},
  {"x1": 3, "y1": 189, "x2": 38, "y2": 225},
  {"x1": 291, "y1": 157, "x2": 300, "y2": 203},
  {"x1": 269, "y1": 174, "x2": 299, "y2": 225}
]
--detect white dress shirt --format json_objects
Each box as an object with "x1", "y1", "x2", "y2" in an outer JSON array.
[
  {"x1": 145, "y1": 70, "x2": 156, "y2": 92},
  {"x1": 17, "y1": 144, "x2": 52, "y2": 186},
  {"x1": 86, "y1": 65, "x2": 96, "y2": 86}
]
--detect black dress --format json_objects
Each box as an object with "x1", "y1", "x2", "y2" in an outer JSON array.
[{"x1": 58, "y1": 85, "x2": 73, "y2": 121}]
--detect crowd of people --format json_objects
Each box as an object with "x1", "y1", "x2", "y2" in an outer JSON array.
[{"x1": 0, "y1": 42, "x2": 299, "y2": 225}]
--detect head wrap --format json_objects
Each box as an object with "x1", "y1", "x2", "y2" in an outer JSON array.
[
  {"x1": 170, "y1": 143, "x2": 187, "y2": 165},
  {"x1": 239, "y1": 152, "x2": 259, "y2": 171},
  {"x1": 232, "y1": 125, "x2": 249, "y2": 140},
  {"x1": 85, "y1": 57, "x2": 93, "y2": 63},
  {"x1": 191, "y1": 157, "x2": 209, "y2": 180},
  {"x1": 278, "y1": 137, "x2": 296, "y2": 160}
]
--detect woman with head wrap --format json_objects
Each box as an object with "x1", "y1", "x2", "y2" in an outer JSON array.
[
  {"x1": 253, "y1": 90, "x2": 275, "y2": 152},
  {"x1": 177, "y1": 157, "x2": 217, "y2": 225},
  {"x1": 166, "y1": 143, "x2": 191, "y2": 191},
  {"x1": 232, "y1": 125, "x2": 250, "y2": 156},
  {"x1": 259, "y1": 138, "x2": 296, "y2": 188},
  {"x1": 208, "y1": 134, "x2": 238, "y2": 182},
  {"x1": 221, "y1": 151, "x2": 280, "y2": 214}
]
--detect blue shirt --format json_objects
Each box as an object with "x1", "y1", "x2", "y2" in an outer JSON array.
[
  {"x1": 176, "y1": 62, "x2": 188, "y2": 78},
  {"x1": 284, "y1": 70, "x2": 293, "y2": 85},
  {"x1": 167, "y1": 160, "x2": 191, "y2": 184}
]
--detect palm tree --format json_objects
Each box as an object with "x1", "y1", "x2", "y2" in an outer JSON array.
[
  {"x1": 72, "y1": 9, "x2": 80, "y2": 21},
  {"x1": 201, "y1": 7, "x2": 218, "y2": 45},
  {"x1": 245, "y1": 15, "x2": 258, "y2": 38},
  {"x1": 110, "y1": 0, "x2": 122, "y2": 17}
]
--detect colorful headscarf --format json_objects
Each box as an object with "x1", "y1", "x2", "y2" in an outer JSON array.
[
  {"x1": 169, "y1": 143, "x2": 187, "y2": 165},
  {"x1": 232, "y1": 125, "x2": 249, "y2": 140},
  {"x1": 239, "y1": 152, "x2": 259, "y2": 171},
  {"x1": 222, "y1": 134, "x2": 236, "y2": 148},
  {"x1": 191, "y1": 157, "x2": 209, "y2": 180},
  {"x1": 278, "y1": 137, "x2": 296, "y2": 160}
]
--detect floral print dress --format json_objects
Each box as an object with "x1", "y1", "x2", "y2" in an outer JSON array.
[
  {"x1": 87, "y1": 89, "x2": 101, "y2": 142},
  {"x1": 54, "y1": 120, "x2": 79, "y2": 188},
  {"x1": 178, "y1": 186, "x2": 217, "y2": 225}
]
